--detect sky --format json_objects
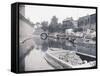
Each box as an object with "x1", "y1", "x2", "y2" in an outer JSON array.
[{"x1": 25, "y1": 5, "x2": 96, "y2": 24}]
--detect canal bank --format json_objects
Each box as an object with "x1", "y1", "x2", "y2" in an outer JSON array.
[{"x1": 25, "y1": 48, "x2": 54, "y2": 71}]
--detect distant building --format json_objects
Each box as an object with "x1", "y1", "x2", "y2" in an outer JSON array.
[
  {"x1": 62, "y1": 17, "x2": 74, "y2": 31},
  {"x1": 90, "y1": 14, "x2": 96, "y2": 30},
  {"x1": 78, "y1": 15, "x2": 90, "y2": 31},
  {"x1": 73, "y1": 20, "x2": 78, "y2": 28},
  {"x1": 78, "y1": 14, "x2": 96, "y2": 31}
]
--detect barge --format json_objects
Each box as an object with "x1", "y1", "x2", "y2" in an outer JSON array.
[{"x1": 44, "y1": 48, "x2": 96, "y2": 69}]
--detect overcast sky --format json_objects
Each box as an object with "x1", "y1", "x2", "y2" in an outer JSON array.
[{"x1": 25, "y1": 5, "x2": 96, "y2": 24}]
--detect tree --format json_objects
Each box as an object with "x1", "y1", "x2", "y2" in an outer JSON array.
[
  {"x1": 50, "y1": 16, "x2": 58, "y2": 25},
  {"x1": 62, "y1": 17, "x2": 74, "y2": 32},
  {"x1": 49, "y1": 16, "x2": 59, "y2": 33},
  {"x1": 41, "y1": 21, "x2": 48, "y2": 31}
]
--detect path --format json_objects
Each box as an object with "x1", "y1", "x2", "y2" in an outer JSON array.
[{"x1": 25, "y1": 48, "x2": 54, "y2": 71}]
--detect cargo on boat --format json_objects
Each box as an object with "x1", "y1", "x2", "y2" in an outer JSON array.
[{"x1": 44, "y1": 48, "x2": 96, "y2": 69}]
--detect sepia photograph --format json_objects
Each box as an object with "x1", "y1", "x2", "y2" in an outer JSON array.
[{"x1": 19, "y1": 3, "x2": 97, "y2": 72}]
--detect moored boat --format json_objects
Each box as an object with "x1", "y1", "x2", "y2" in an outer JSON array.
[{"x1": 44, "y1": 48, "x2": 96, "y2": 69}]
